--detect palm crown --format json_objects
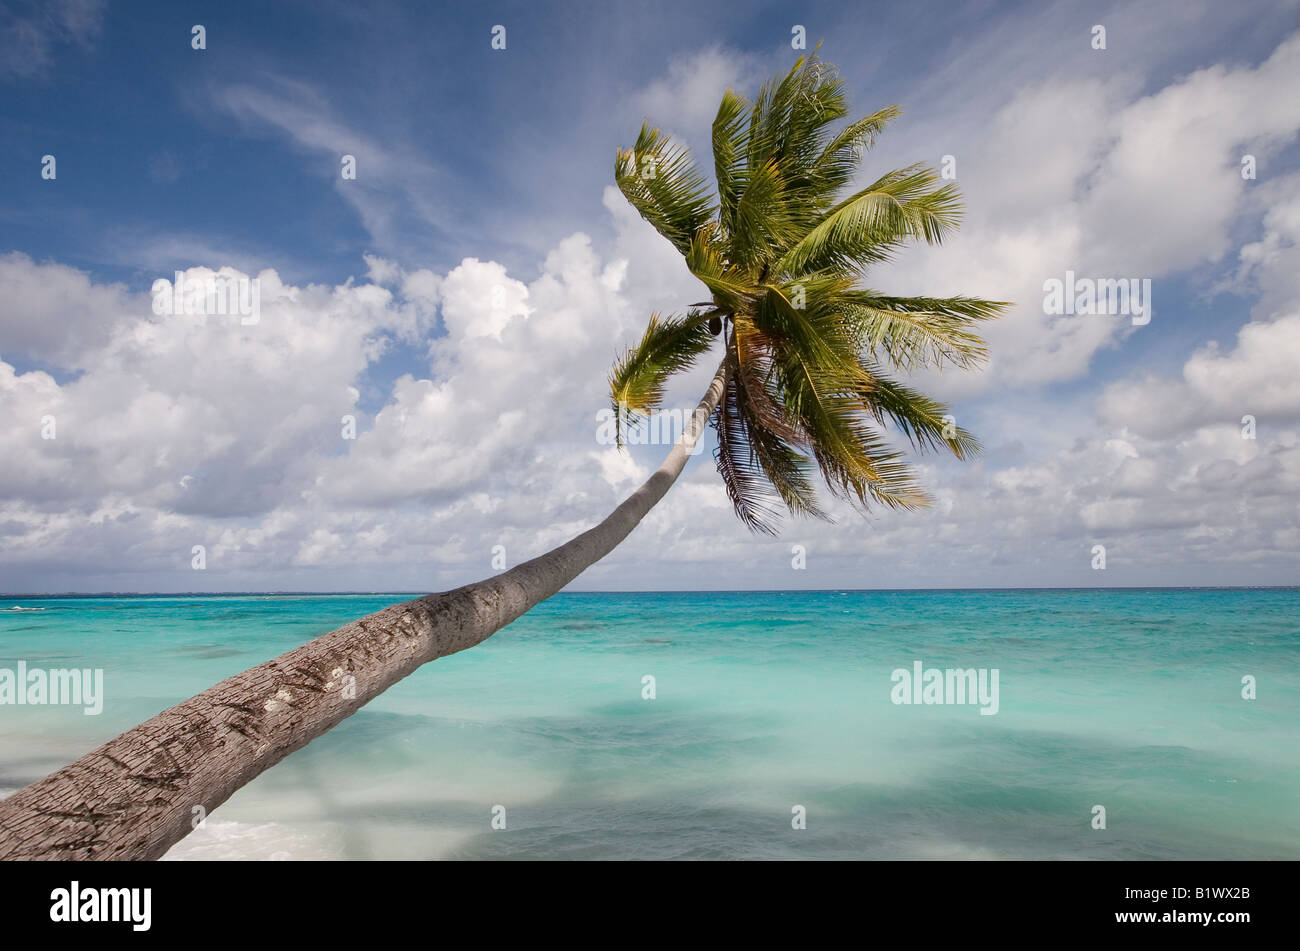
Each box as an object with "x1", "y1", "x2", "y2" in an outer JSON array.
[{"x1": 609, "y1": 53, "x2": 1008, "y2": 534}]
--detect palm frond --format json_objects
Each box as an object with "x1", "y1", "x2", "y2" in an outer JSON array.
[
  {"x1": 713, "y1": 366, "x2": 786, "y2": 535},
  {"x1": 729, "y1": 158, "x2": 799, "y2": 271},
  {"x1": 808, "y1": 105, "x2": 901, "y2": 194},
  {"x1": 615, "y1": 124, "x2": 715, "y2": 255},
  {"x1": 684, "y1": 223, "x2": 754, "y2": 314},
  {"x1": 841, "y1": 292, "x2": 1007, "y2": 370},
  {"x1": 712, "y1": 89, "x2": 750, "y2": 238},
  {"x1": 859, "y1": 368, "x2": 980, "y2": 458},
  {"x1": 610, "y1": 53, "x2": 1008, "y2": 530},
  {"x1": 608, "y1": 312, "x2": 715, "y2": 447},
  {"x1": 774, "y1": 164, "x2": 962, "y2": 276}
]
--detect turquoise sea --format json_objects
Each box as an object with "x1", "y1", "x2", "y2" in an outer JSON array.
[{"x1": 1, "y1": 589, "x2": 1297, "y2": 860}]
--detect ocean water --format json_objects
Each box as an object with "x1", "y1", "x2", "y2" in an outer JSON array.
[{"x1": 1, "y1": 589, "x2": 1297, "y2": 860}]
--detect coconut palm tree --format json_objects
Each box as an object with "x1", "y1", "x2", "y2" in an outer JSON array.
[
  {"x1": 609, "y1": 53, "x2": 1004, "y2": 532},
  {"x1": 0, "y1": 53, "x2": 1005, "y2": 860}
]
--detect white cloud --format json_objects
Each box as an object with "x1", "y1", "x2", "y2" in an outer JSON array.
[
  {"x1": 630, "y1": 46, "x2": 758, "y2": 137},
  {"x1": 0, "y1": 252, "x2": 132, "y2": 367},
  {"x1": 874, "y1": 33, "x2": 1300, "y2": 397},
  {"x1": 5, "y1": 27, "x2": 1300, "y2": 593},
  {"x1": 210, "y1": 77, "x2": 455, "y2": 253},
  {"x1": 1100, "y1": 312, "x2": 1300, "y2": 438},
  {"x1": 0, "y1": 208, "x2": 729, "y2": 590}
]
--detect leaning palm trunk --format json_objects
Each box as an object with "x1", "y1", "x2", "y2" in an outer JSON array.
[{"x1": 0, "y1": 362, "x2": 728, "y2": 861}]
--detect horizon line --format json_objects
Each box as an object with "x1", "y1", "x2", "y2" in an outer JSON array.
[{"x1": 2, "y1": 585, "x2": 1298, "y2": 598}]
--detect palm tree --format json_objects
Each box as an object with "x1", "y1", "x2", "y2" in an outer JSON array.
[
  {"x1": 609, "y1": 53, "x2": 1004, "y2": 532},
  {"x1": 0, "y1": 53, "x2": 1005, "y2": 860}
]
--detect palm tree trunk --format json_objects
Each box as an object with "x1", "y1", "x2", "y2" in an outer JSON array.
[{"x1": 0, "y1": 360, "x2": 729, "y2": 860}]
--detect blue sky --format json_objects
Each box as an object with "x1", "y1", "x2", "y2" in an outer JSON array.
[
  {"x1": 3, "y1": 0, "x2": 1300, "y2": 592},
  {"x1": 5, "y1": 0, "x2": 1295, "y2": 284}
]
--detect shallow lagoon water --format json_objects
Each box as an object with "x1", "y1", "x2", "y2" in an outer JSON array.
[{"x1": 1, "y1": 589, "x2": 1296, "y2": 860}]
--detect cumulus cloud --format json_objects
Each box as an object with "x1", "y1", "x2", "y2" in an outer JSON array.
[
  {"x1": 873, "y1": 33, "x2": 1300, "y2": 397},
  {"x1": 4, "y1": 27, "x2": 1300, "y2": 593},
  {"x1": 0, "y1": 209, "x2": 731, "y2": 591},
  {"x1": 1099, "y1": 158, "x2": 1300, "y2": 447},
  {"x1": 1098, "y1": 311, "x2": 1300, "y2": 441}
]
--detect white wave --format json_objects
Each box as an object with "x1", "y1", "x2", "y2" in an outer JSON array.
[{"x1": 161, "y1": 819, "x2": 345, "y2": 861}]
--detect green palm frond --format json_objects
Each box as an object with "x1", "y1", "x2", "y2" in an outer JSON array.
[
  {"x1": 729, "y1": 158, "x2": 799, "y2": 271},
  {"x1": 841, "y1": 292, "x2": 1007, "y2": 370},
  {"x1": 609, "y1": 51, "x2": 1009, "y2": 532},
  {"x1": 742, "y1": 407, "x2": 826, "y2": 522},
  {"x1": 712, "y1": 89, "x2": 750, "y2": 236},
  {"x1": 774, "y1": 164, "x2": 962, "y2": 276},
  {"x1": 859, "y1": 369, "x2": 980, "y2": 458},
  {"x1": 615, "y1": 124, "x2": 716, "y2": 255},
  {"x1": 608, "y1": 312, "x2": 715, "y2": 447},
  {"x1": 809, "y1": 105, "x2": 901, "y2": 194},
  {"x1": 684, "y1": 223, "x2": 753, "y2": 313},
  {"x1": 775, "y1": 344, "x2": 920, "y2": 510}
]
